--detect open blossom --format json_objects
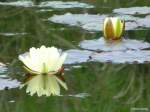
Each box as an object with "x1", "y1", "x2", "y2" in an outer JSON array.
[
  {"x1": 103, "y1": 17, "x2": 125, "y2": 41},
  {"x1": 19, "y1": 45, "x2": 68, "y2": 96}
]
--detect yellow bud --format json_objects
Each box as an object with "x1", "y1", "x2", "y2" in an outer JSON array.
[{"x1": 103, "y1": 17, "x2": 125, "y2": 41}]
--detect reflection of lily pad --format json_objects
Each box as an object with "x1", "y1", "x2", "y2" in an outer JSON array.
[
  {"x1": 91, "y1": 50, "x2": 150, "y2": 64},
  {"x1": 49, "y1": 13, "x2": 139, "y2": 31},
  {"x1": 0, "y1": 1, "x2": 33, "y2": 7},
  {"x1": 0, "y1": 32, "x2": 27, "y2": 37},
  {"x1": 68, "y1": 93, "x2": 90, "y2": 98},
  {"x1": 64, "y1": 49, "x2": 92, "y2": 64},
  {"x1": 113, "y1": 7, "x2": 150, "y2": 15},
  {"x1": 80, "y1": 37, "x2": 150, "y2": 51},
  {"x1": 39, "y1": 1, "x2": 94, "y2": 9}
]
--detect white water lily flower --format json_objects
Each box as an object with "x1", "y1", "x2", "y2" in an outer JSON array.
[{"x1": 19, "y1": 46, "x2": 68, "y2": 96}]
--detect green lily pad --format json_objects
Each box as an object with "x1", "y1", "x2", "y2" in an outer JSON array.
[
  {"x1": 64, "y1": 49, "x2": 150, "y2": 64},
  {"x1": 49, "y1": 13, "x2": 139, "y2": 31},
  {"x1": 0, "y1": 77, "x2": 20, "y2": 90},
  {"x1": 113, "y1": 7, "x2": 150, "y2": 15},
  {"x1": 91, "y1": 50, "x2": 150, "y2": 64},
  {"x1": 0, "y1": 63, "x2": 20, "y2": 90},
  {"x1": 64, "y1": 49, "x2": 92, "y2": 64},
  {"x1": 79, "y1": 37, "x2": 150, "y2": 51},
  {"x1": 137, "y1": 15, "x2": 150, "y2": 28}
]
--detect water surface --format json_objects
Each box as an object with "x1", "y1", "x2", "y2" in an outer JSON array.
[{"x1": 0, "y1": 0, "x2": 150, "y2": 112}]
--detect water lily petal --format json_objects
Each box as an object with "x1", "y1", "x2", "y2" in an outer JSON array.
[
  {"x1": 103, "y1": 18, "x2": 115, "y2": 40},
  {"x1": 53, "y1": 53, "x2": 67, "y2": 71}
]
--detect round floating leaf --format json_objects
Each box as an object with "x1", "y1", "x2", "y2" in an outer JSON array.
[
  {"x1": 49, "y1": 13, "x2": 139, "y2": 32},
  {"x1": 64, "y1": 49, "x2": 92, "y2": 64},
  {"x1": 91, "y1": 50, "x2": 150, "y2": 64},
  {"x1": 79, "y1": 37, "x2": 150, "y2": 51},
  {"x1": 39, "y1": 1, "x2": 94, "y2": 9},
  {"x1": 113, "y1": 7, "x2": 150, "y2": 15}
]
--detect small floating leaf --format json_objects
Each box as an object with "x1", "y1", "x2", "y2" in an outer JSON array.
[
  {"x1": 113, "y1": 7, "x2": 150, "y2": 15},
  {"x1": 0, "y1": 77, "x2": 20, "y2": 90},
  {"x1": 0, "y1": 63, "x2": 20, "y2": 90},
  {"x1": 80, "y1": 37, "x2": 150, "y2": 51}
]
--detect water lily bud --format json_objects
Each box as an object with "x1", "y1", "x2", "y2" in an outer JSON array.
[
  {"x1": 103, "y1": 17, "x2": 125, "y2": 41},
  {"x1": 19, "y1": 45, "x2": 68, "y2": 96}
]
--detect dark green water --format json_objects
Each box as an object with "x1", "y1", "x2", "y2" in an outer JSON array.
[{"x1": 0, "y1": 0, "x2": 150, "y2": 112}]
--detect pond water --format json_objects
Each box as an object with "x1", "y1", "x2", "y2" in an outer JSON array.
[{"x1": 0, "y1": 0, "x2": 150, "y2": 112}]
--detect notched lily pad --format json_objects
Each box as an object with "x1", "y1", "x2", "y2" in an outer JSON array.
[
  {"x1": 113, "y1": 7, "x2": 150, "y2": 15},
  {"x1": 64, "y1": 49, "x2": 92, "y2": 64},
  {"x1": 49, "y1": 13, "x2": 139, "y2": 31},
  {"x1": 91, "y1": 50, "x2": 150, "y2": 64},
  {"x1": 39, "y1": 1, "x2": 94, "y2": 9},
  {"x1": 79, "y1": 37, "x2": 150, "y2": 51}
]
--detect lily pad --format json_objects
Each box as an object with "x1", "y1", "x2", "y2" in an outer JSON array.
[
  {"x1": 113, "y1": 7, "x2": 150, "y2": 15},
  {"x1": 64, "y1": 49, "x2": 92, "y2": 64},
  {"x1": 0, "y1": 1, "x2": 34, "y2": 7},
  {"x1": 82, "y1": 21, "x2": 138, "y2": 31},
  {"x1": 0, "y1": 1, "x2": 93, "y2": 9},
  {"x1": 91, "y1": 50, "x2": 150, "y2": 64},
  {"x1": 137, "y1": 15, "x2": 150, "y2": 28},
  {"x1": 0, "y1": 63, "x2": 20, "y2": 90},
  {"x1": 79, "y1": 37, "x2": 150, "y2": 51},
  {"x1": 39, "y1": 1, "x2": 94, "y2": 9},
  {"x1": 0, "y1": 77, "x2": 20, "y2": 90},
  {"x1": 49, "y1": 13, "x2": 139, "y2": 31}
]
